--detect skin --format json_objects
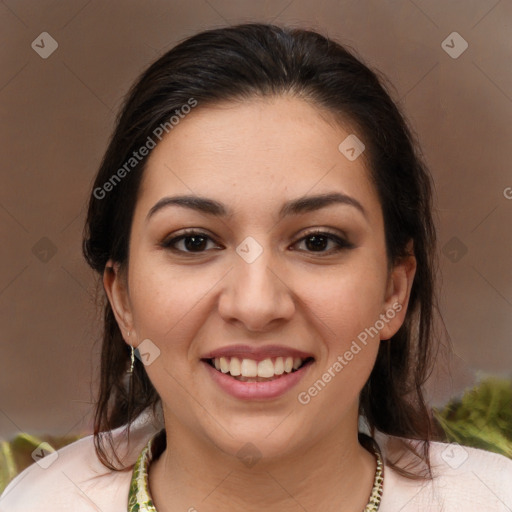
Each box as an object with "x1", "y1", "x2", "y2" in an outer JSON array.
[{"x1": 104, "y1": 95, "x2": 416, "y2": 512}]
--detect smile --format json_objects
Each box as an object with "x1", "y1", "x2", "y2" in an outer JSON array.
[
  {"x1": 201, "y1": 356, "x2": 315, "y2": 400},
  {"x1": 205, "y1": 356, "x2": 314, "y2": 381}
]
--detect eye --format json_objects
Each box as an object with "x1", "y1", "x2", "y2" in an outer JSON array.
[
  {"x1": 161, "y1": 229, "x2": 353, "y2": 255},
  {"x1": 293, "y1": 230, "x2": 353, "y2": 254},
  {"x1": 160, "y1": 230, "x2": 221, "y2": 253}
]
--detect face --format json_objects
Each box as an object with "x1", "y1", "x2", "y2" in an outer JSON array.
[{"x1": 105, "y1": 95, "x2": 415, "y2": 461}]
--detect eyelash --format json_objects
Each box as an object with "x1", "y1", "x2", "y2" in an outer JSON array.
[{"x1": 160, "y1": 229, "x2": 354, "y2": 256}]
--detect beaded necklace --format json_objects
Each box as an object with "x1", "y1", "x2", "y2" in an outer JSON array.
[{"x1": 127, "y1": 429, "x2": 384, "y2": 511}]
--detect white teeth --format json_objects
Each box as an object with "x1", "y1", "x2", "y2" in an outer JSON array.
[
  {"x1": 240, "y1": 359, "x2": 258, "y2": 377},
  {"x1": 211, "y1": 356, "x2": 308, "y2": 378},
  {"x1": 229, "y1": 357, "x2": 241, "y2": 376},
  {"x1": 257, "y1": 359, "x2": 275, "y2": 378},
  {"x1": 219, "y1": 357, "x2": 229, "y2": 373}
]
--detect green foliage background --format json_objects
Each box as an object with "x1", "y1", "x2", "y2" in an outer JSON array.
[{"x1": 434, "y1": 377, "x2": 512, "y2": 458}]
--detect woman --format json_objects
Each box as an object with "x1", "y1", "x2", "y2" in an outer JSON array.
[{"x1": 2, "y1": 23, "x2": 511, "y2": 512}]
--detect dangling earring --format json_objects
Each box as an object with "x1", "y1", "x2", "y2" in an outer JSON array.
[
  {"x1": 128, "y1": 345, "x2": 135, "y2": 373},
  {"x1": 127, "y1": 331, "x2": 135, "y2": 374}
]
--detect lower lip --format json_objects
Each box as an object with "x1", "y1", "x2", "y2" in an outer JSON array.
[{"x1": 202, "y1": 359, "x2": 314, "y2": 400}]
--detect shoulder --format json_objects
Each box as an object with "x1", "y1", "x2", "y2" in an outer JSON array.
[
  {"x1": 428, "y1": 440, "x2": 512, "y2": 507},
  {"x1": 377, "y1": 434, "x2": 512, "y2": 512},
  {"x1": 0, "y1": 410, "x2": 161, "y2": 512}
]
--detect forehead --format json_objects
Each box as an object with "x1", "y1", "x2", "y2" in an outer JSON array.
[{"x1": 136, "y1": 96, "x2": 381, "y2": 223}]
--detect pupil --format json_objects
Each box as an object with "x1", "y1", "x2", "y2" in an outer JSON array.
[
  {"x1": 306, "y1": 235, "x2": 327, "y2": 251},
  {"x1": 185, "y1": 236, "x2": 207, "y2": 251}
]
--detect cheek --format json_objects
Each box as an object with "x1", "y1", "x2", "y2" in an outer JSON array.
[
  {"x1": 299, "y1": 264, "x2": 387, "y2": 340},
  {"x1": 127, "y1": 257, "x2": 209, "y2": 347},
  {"x1": 297, "y1": 271, "x2": 383, "y2": 412},
  {"x1": 294, "y1": 258, "x2": 386, "y2": 398}
]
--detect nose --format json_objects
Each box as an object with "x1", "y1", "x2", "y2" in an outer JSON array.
[{"x1": 217, "y1": 242, "x2": 295, "y2": 332}]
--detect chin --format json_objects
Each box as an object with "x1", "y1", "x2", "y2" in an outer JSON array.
[{"x1": 204, "y1": 419, "x2": 306, "y2": 465}]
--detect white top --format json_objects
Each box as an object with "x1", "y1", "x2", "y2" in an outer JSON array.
[{"x1": 1, "y1": 409, "x2": 511, "y2": 511}]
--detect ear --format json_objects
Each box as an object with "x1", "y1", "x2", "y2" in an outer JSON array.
[
  {"x1": 103, "y1": 259, "x2": 136, "y2": 344},
  {"x1": 379, "y1": 240, "x2": 417, "y2": 341}
]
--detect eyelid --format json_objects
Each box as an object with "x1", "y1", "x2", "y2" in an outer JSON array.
[{"x1": 298, "y1": 227, "x2": 351, "y2": 242}]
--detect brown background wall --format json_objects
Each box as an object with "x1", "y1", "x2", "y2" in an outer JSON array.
[{"x1": 1, "y1": 0, "x2": 511, "y2": 439}]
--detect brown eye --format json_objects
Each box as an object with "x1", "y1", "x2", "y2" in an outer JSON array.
[
  {"x1": 294, "y1": 231, "x2": 353, "y2": 254},
  {"x1": 181, "y1": 235, "x2": 208, "y2": 252},
  {"x1": 161, "y1": 230, "x2": 220, "y2": 253},
  {"x1": 304, "y1": 234, "x2": 329, "y2": 251}
]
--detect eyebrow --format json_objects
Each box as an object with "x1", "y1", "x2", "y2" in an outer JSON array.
[{"x1": 146, "y1": 192, "x2": 368, "y2": 223}]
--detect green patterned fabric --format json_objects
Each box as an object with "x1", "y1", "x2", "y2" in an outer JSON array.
[
  {"x1": 128, "y1": 428, "x2": 166, "y2": 512},
  {"x1": 127, "y1": 429, "x2": 383, "y2": 511}
]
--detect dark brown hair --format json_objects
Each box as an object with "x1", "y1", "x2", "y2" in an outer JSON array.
[{"x1": 82, "y1": 23, "x2": 441, "y2": 477}]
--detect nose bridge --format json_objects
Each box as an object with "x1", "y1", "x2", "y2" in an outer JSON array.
[
  {"x1": 234, "y1": 235, "x2": 279, "y2": 300},
  {"x1": 236, "y1": 244, "x2": 274, "y2": 293},
  {"x1": 218, "y1": 235, "x2": 294, "y2": 330}
]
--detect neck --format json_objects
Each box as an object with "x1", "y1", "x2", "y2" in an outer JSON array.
[{"x1": 149, "y1": 407, "x2": 377, "y2": 512}]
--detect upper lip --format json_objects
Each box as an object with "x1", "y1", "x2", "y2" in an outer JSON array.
[{"x1": 201, "y1": 345, "x2": 315, "y2": 362}]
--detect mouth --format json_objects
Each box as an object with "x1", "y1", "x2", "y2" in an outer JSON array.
[{"x1": 201, "y1": 356, "x2": 315, "y2": 382}]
